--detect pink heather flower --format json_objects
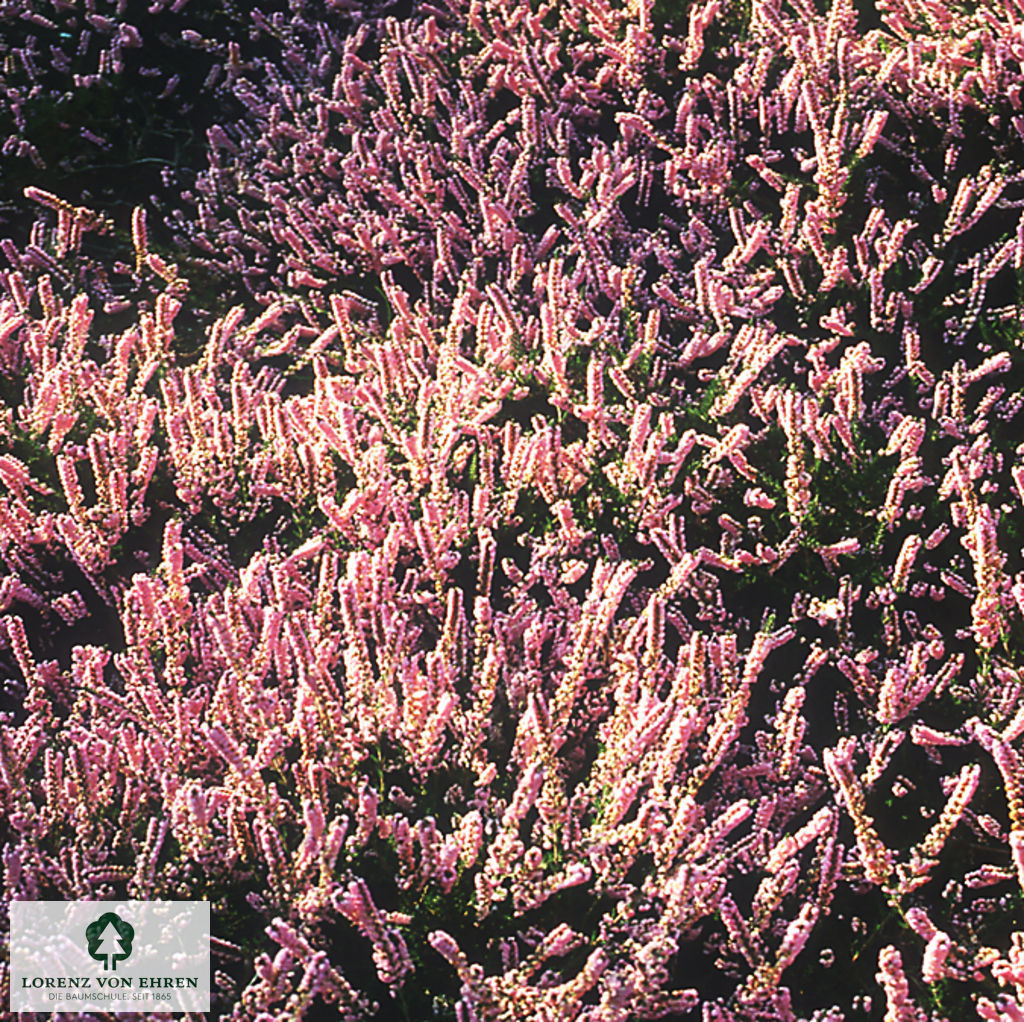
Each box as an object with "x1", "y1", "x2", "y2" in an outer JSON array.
[
  {"x1": 744, "y1": 487, "x2": 775, "y2": 509},
  {"x1": 817, "y1": 537, "x2": 860, "y2": 567},
  {"x1": 876, "y1": 946, "x2": 927, "y2": 1022},
  {"x1": 774, "y1": 903, "x2": 818, "y2": 975},
  {"x1": 428, "y1": 930, "x2": 470, "y2": 980},
  {"x1": 1011, "y1": 832, "x2": 1024, "y2": 891},
  {"x1": 977, "y1": 996, "x2": 1024, "y2": 1022},
  {"x1": 965, "y1": 864, "x2": 1014, "y2": 888},
  {"x1": 921, "y1": 932, "x2": 952, "y2": 984},
  {"x1": 765, "y1": 807, "x2": 834, "y2": 874}
]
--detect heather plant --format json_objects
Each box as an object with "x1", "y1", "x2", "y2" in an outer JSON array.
[{"x1": 4, "y1": 0, "x2": 1024, "y2": 1020}]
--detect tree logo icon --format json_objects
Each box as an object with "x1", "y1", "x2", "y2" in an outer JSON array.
[{"x1": 85, "y1": 912, "x2": 134, "y2": 971}]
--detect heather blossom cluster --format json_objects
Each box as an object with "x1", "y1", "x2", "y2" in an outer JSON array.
[{"x1": 3, "y1": 0, "x2": 1024, "y2": 1019}]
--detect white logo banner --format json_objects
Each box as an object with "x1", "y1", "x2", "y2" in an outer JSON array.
[{"x1": 10, "y1": 900, "x2": 210, "y2": 1013}]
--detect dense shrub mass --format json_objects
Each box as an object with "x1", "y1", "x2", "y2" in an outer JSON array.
[{"x1": 3, "y1": 0, "x2": 1024, "y2": 1019}]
